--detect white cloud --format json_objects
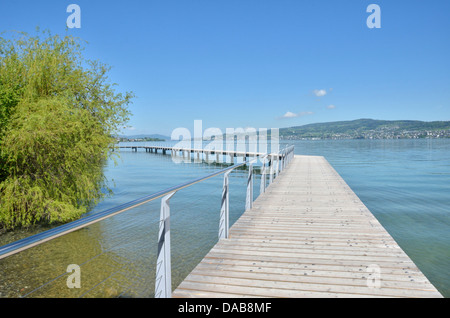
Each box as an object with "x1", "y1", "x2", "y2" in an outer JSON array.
[
  {"x1": 281, "y1": 111, "x2": 298, "y2": 118},
  {"x1": 327, "y1": 104, "x2": 336, "y2": 109},
  {"x1": 313, "y1": 89, "x2": 327, "y2": 97},
  {"x1": 279, "y1": 111, "x2": 313, "y2": 119}
]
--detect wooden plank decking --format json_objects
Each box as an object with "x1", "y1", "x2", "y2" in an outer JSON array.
[{"x1": 173, "y1": 155, "x2": 442, "y2": 298}]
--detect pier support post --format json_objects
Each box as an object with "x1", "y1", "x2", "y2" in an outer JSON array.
[{"x1": 155, "y1": 191, "x2": 176, "y2": 298}]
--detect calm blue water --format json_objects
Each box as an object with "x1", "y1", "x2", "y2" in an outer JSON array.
[
  {"x1": 289, "y1": 139, "x2": 450, "y2": 297},
  {"x1": 0, "y1": 139, "x2": 448, "y2": 297}
]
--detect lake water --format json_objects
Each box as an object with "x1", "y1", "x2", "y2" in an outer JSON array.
[
  {"x1": 0, "y1": 139, "x2": 449, "y2": 297},
  {"x1": 290, "y1": 139, "x2": 450, "y2": 298}
]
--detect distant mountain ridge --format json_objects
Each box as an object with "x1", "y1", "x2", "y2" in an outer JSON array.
[{"x1": 280, "y1": 119, "x2": 450, "y2": 140}]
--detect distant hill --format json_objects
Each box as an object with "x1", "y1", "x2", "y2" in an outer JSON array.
[{"x1": 280, "y1": 119, "x2": 450, "y2": 140}]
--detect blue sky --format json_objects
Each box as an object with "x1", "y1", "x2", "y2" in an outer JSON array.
[{"x1": 1, "y1": 0, "x2": 449, "y2": 136}]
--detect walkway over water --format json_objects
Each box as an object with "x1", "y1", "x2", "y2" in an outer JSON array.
[
  {"x1": 173, "y1": 155, "x2": 442, "y2": 298},
  {"x1": 118, "y1": 145, "x2": 282, "y2": 159}
]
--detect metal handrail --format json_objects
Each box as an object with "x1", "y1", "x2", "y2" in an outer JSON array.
[
  {"x1": 0, "y1": 161, "x2": 249, "y2": 260},
  {"x1": 0, "y1": 144, "x2": 295, "y2": 298}
]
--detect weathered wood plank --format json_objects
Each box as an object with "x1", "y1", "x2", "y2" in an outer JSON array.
[
  {"x1": 180, "y1": 274, "x2": 438, "y2": 298},
  {"x1": 175, "y1": 281, "x2": 385, "y2": 298},
  {"x1": 193, "y1": 260, "x2": 431, "y2": 283},
  {"x1": 187, "y1": 266, "x2": 436, "y2": 290},
  {"x1": 173, "y1": 155, "x2": 442, "y2": 298},
  {"x1": 198, "y1": 257, "x2": 428, "y2": 277}
]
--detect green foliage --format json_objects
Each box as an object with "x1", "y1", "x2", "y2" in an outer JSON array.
[{"x1": 0, "y1": 30, "x2": 133, "y2": 229}]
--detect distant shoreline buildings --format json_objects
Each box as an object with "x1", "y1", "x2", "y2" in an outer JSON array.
[
  {"x1": 281, "y1": 129, "x2": 450, "y2": 140},
  {"x1": 279, "y1": 119, "x2": 450, "y2": 140}
]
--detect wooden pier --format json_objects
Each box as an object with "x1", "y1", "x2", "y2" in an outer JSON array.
[
  {"x1": 118, "y1": 145, "x2": 281, "y2": 160},
  {"x1": 173, "y1": 155, "x2": 442, "y2": 298}
]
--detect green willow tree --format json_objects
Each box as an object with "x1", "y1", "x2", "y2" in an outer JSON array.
[{"x1": 0, "y1": 31, "x2": 133, "y2": 229}]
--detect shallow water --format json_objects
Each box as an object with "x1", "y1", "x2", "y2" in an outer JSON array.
[{"x1": 0, "y1": 147, "x2": 261, "y2": 297}]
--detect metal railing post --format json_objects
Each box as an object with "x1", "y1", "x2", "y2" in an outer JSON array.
[
  {"x1": 155, "y1": 191, "x2": 176, "y2": 298},
  {"x1": 219, "y1": 170, "x2": 231, "y2": 239},
  {"x1": 280, "y1": 150, "x2": 284, "y2": 172},
  {"x1": 269, "y1": 154, "x2": 274, "y2": 184},
  {"x1": 260, "y1": 155, "x2": 267, "y2": 194},
  {"x1": 275, "y1": 153, "x2": 279, "y2": 178},
  {"x1": 245, "y1": 160, "x2": 255, "y2": 211}
]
